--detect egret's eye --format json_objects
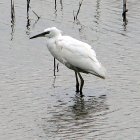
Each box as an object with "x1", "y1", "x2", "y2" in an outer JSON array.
[{"x1": 45, "y1": 31, "x2": 50, "y2": 34}]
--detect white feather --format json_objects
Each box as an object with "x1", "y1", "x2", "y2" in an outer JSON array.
[
  {"x1": 30, "y1": 27, "x2": 106, "y2": 94},
  {"x1": 47, "y1": 34, "x2": 106, "y2": 79}
]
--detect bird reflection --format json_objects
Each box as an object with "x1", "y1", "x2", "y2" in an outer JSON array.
[
  {"x1": 49, "y1": 94, "x2": 108, "y2": 121},
  {"x1": 41, "y1": 94, "x2": 109, "y2": 137},
  {"x1": 71, "y1": 94, "x2": 108, "y2": 120},
  {"x1": 72, "y1": 95, "x2": 88, "y2": 119},
  {"x1": 52, "y1": 75, "x2": 56, "y2": 88}
]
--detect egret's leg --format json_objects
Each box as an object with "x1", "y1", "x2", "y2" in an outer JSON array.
[
  {"x1": 77, "y1": 72, "x2": 84, "y2": 96},
  {"x1": 54, "y1": 58, "x2": 56, "y2": 76},
  {"x1": 75, "y1": 71, "x2": 79, "y2": 92}
]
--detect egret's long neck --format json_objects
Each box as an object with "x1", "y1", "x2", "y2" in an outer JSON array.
[
  {"x1": 46, "y1": 34, "x2": 61, "y2": 44},
  {"x1": 52, "y1": 33, "x2": 62, "y2": 40},
  {"x1": 54, "y1": 31, "x2": 62, "y2": 38}
]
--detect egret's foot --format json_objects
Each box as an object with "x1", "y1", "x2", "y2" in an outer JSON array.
[
  {"x1": 76, "y1": 90, "x2": 79, "y2": 93},
  {"x1": 80, "y1": 91, "x2": 84, "y2": 97},
  {"x1": 76, "y1": 88, "x2": 79, "y2": 93},
  {"x1": 76, "y1": 84, "x2": 79, "y2": 92}
]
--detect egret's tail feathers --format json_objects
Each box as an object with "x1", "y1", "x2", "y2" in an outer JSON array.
[
  {"x1": 89, "y1": 64, "x2": 106, "y2": 79},
  {"x1": 98, "y1": 65, "x2": 106, "y2": 79}
]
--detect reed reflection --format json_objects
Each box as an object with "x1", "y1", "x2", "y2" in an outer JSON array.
[
  {"x1": 11, "y1": 0, "x2": 15, "y2": 40},
  {"x1": 95, "y1": 0, "x2": 101, "y2": 24},
  {"x1": 26, "y1": 0, "x2": 31, "y2": 35},
  {"x1": 73, "y1": 0, "x2": 84, "y2": 21},
  {"x1": 60, "y1": 0, "x2": 63, "y2": 11},
  {"x1": 122, "y1": 0, "x2": 128, "y2": 31}
]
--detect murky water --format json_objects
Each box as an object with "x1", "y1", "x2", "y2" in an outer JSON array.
[{"x1": 0, "y1": 0, "x2": 140, "y2": 139}]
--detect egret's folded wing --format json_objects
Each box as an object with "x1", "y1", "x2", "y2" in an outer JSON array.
[{"x1": 57, "y1": 37, "x2": 101, "y2": 73}]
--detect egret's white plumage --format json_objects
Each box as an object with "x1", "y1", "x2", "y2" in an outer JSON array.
[{"x1": 30, "y1": 27, "x2": 106, "y2": 96}]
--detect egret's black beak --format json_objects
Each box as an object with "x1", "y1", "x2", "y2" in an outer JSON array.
[{"x1": 30, "y1": 32, "x2": 46, "y2": 39}]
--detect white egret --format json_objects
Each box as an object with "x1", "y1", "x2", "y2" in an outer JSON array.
[{"x1": 30, "y1": 27, "x2": 106, "y2": 96}]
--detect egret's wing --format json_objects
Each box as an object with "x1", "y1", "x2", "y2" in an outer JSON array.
[{"x1": 57, "y1": 36, "x2": 105, "y2": 78}]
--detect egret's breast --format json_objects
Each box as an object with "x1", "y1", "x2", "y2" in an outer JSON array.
[{"x1": 46, "y1": 40, "x2": 65, "y2": 65}]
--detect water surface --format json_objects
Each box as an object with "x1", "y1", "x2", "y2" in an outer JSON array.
[{"x1": 0, "y1": 0, "x2": 140, "y2": 139}]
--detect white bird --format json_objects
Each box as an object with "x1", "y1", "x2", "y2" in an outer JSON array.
[{"x1": 30, "y1": 27, "x2": 106, "y2": 96}]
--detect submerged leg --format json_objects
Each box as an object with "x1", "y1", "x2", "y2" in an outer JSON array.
[
  {"x1": 75, "y1": 71, "x2": 79, "y2": 92},
  {"x1": 77, "y1": 72, "x2": 84, "y2": 96}
]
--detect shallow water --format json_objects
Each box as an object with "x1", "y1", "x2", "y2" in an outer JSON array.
[{"x1": 0, "y1": 0, "x2": 140, "y2": 139}]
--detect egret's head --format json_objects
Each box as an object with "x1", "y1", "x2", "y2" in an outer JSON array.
[{"x1": 30, "y1": 27, "x2": 62, "y2": 39}]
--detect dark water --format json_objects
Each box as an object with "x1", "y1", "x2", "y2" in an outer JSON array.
[{"x1": 0, "y1": 0, "x2": 140, "y2": 139}]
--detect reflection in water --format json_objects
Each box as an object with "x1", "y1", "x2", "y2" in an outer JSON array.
[
  {"x1": 32, "y1": 9, "x2": 40, "y2": 20},
  {"x1": 52, "y1": 75, "x2": 56, "y2": 88},
  {"x1": 11, "y1": 0, "x2": 15, "y2": 40},
  {"x1": 95, "y1": 0, "x2": 101, "y2": 24},
  {"x1": 26, "y1": 0, "x2": 40, "y2": 33},
  {"x1": 122, "y1": 0, "x2": 128, "y2": 23},
  {"x1": 71, "y1": 96, "x2": 88, "y2": 119},
  {"x1": 29, "y1": 3, "x2": 40, "y2": 28},
  {"x1": 123, "y1": 21, "x2": 127, "y2": 31},
  {"x1": 71, "y1": 94, "x2": 108, "y2": 120},
  {"x1": 52, "y1": 62, "x2": 59, "y2": 87},
  {"x1": 55, "y1": 0, "x2": 57, "y2": 11},
  {"x1": 32, "y1": 16, "x2": 40, "y2": 28},
  {"x1": 94, "y1": 0, "x2": 101, "y2": 33},
  {"x1": 53, "y1": 58, "x2": 59, "y2": 76},
  {"x1": 27, "y1": 0, "x2": 30, "y2": 12},
  {"x1": 77, "y1": 23, "x2": 87, "y2": 40},
  {"x1": 122, "y1": 0, "x2": 128, "y2": 31},
  {"x1": 57, "y1": 63, "x2": 59, "y2": 72},
  {"x1": 26, "y1": 0, "x2": 31, "y2": 35},
  {"x1": 41, "y1": 95, "x2": 108, "y2": 138},
  {"x1": 54, "y1": 0, "x2": 63, "y2": 18},
  {"x1": 73, "y1": 0, "x2": 84, "y2": 21},
  {"x1": 54, "y1": 0, "x2": 57, "y2": 16},
  {"x1": 60, "y1": 0, "x2": 63, "y2": 11}
]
